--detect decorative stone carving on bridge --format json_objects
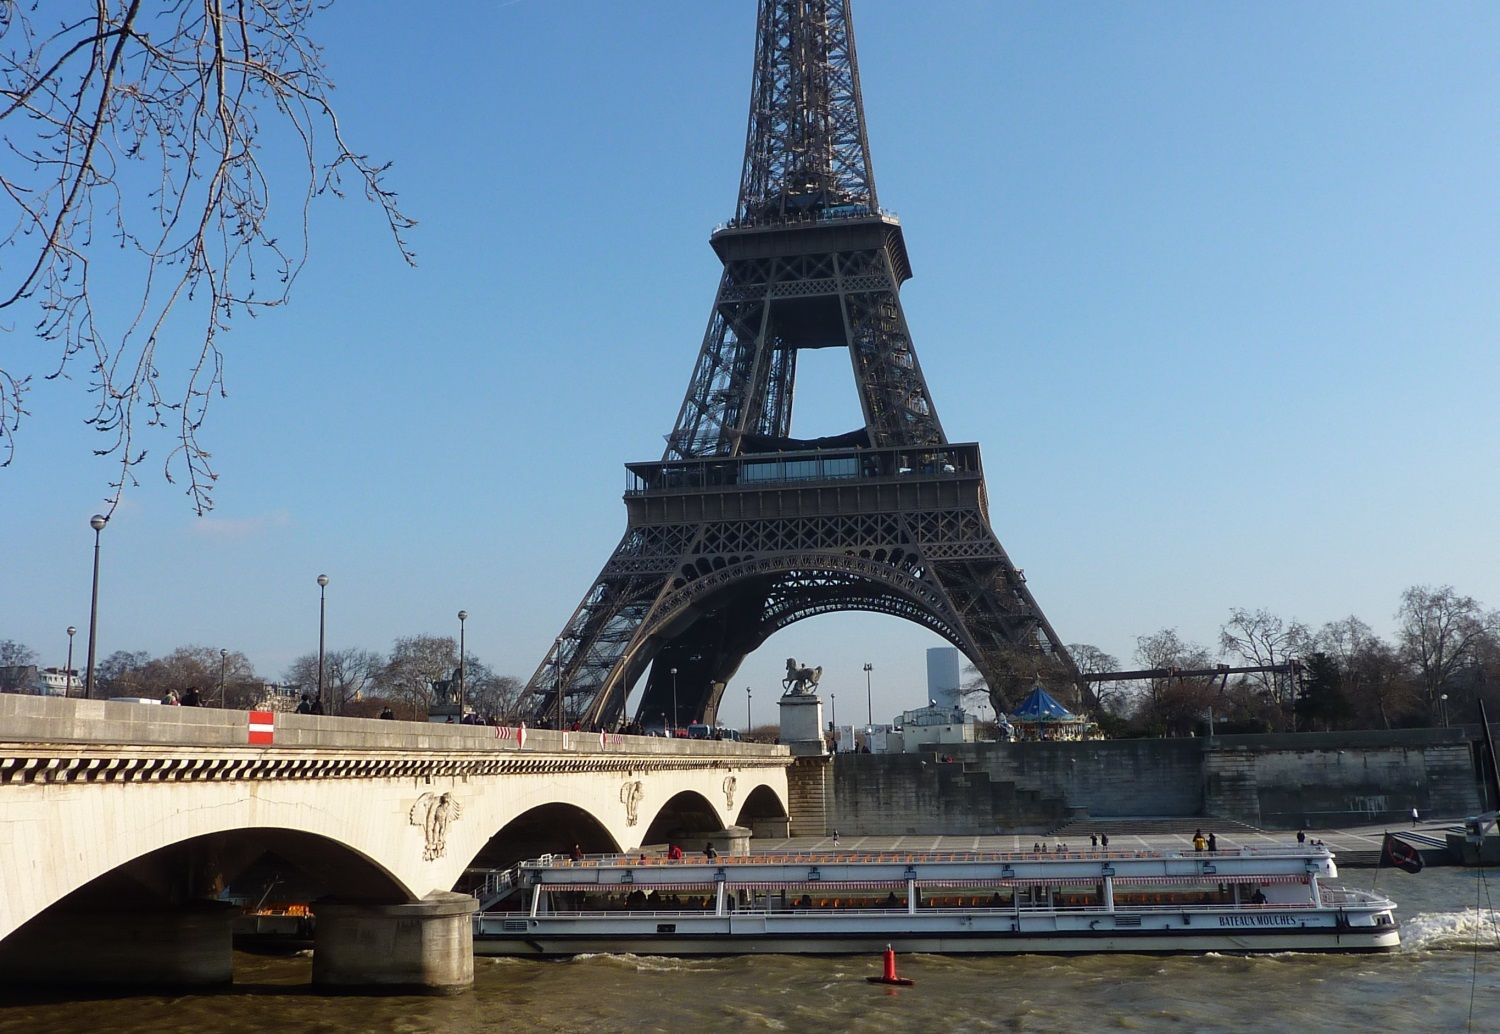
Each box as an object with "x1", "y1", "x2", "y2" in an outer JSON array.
[
  {"x1": 722, "y1": 774, "x2": 737, "y2": 810},
  {"x1": 620, "y1": 780, "x2": 645, "y2": 827},
  {"x1": 409, "y1": 791, "x2": 463, "y2": 861}
]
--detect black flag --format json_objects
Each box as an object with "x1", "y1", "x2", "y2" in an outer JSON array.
[{"x1": 1381, "y1": 833, "x2": 1424, "y2": 874}]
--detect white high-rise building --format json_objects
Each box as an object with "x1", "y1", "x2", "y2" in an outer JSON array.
[{"x1": 926, "y1": 646, "x2": 961, "y2": 710}]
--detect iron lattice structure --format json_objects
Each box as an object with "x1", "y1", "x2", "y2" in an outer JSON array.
[{"x1": 516, "y1": 0, "x2": 1082, "y2": 729}]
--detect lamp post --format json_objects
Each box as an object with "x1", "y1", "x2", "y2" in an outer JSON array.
[
  {"x1": 1440, "y1": 693, "x2": 1449, "y2": 728},
  {"x1": 457, "y1": 610, "x2": 468, "y2": 718},
  {"x1": 316, "y1": 574, "x2": 329, "y2": 705},
  {"x1": 65, "y1": 626, "x2": 77, "y2": 698},
  {"x1": 83, "y1": 514, "x2": 107, "y2": 699},
  {"x1": 746, "y1": 685, "x2": 752, "y2": 733},
  {"x1": 863, "y1": 662, "x2": 873, "y2": 726},
  {"x1": 670, "y1": 667, "x2": 679, "y2": 734},
  {"x1": 219, "y1": 648, "x2": 227, "y2": 708}
]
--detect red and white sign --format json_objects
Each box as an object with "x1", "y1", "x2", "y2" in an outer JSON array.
[
  {"x1": 492, "y1": 723, "x2": 527, "y2": 749},
  {"x1": 248, "y1": 710, "x2": 275, "y2": 745}
]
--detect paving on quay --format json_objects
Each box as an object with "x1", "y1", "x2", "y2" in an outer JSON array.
[{"x1": 752, "y1": 820, "x2": 1458, "y2": 866}]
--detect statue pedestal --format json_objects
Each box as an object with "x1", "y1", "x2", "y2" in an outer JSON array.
[{"x1": 779, "y1": 694, "x2": 826, "y2": 757}]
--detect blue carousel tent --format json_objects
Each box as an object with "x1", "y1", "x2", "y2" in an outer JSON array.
[
  {"x1": 1005, "y1": 686, "x2": 1099, "y2": 740},
  {"x1": 1009, "y1": 686, "x2": 1076, "y2": 722}
]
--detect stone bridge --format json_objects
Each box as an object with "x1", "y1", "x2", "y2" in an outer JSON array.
[{"x1": 0, "y1": 696, "x2": 791, "y2": 992}]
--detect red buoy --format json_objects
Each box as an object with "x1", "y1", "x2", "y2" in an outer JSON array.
[{"x1": 866, "y1": 945, "x2": 915, "y2": 986}]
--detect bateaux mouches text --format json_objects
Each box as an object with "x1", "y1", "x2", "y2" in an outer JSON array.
[{"x1": 1218, "y1": 914, "x2": 1299, "y2": 928}]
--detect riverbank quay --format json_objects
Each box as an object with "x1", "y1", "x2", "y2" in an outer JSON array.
[
  {"x1": 793, "y1": 726, "x2": 1500, "y2": 837},
  {"x1": 749, "y1": 821, "x2": 1467, "y2": 868}
]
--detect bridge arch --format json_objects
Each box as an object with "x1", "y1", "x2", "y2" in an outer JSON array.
[
  {"x1": 735, "y1": 783, "x2": 790, "y2": 830},
  {"x1": 619, "y1": 554, "x2": 983, "y2": 726},
  {"x1": 642, "y1": 789, "x2": 723, "y2": 846},
  {"x1": 465, "y1": 802, "x2": 621, "y2": 871}
]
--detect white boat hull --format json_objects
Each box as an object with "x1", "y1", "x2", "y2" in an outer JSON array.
[{"x1": 475, "y1": 912, "x2": 1400, "y2": 957}]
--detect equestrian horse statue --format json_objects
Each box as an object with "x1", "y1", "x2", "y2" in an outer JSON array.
[{"x1": 782, "y1": 658, "x2": 823, "y2": 697}]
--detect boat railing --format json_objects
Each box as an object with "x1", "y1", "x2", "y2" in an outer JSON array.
[
  {"x1": 480, "y1": 897, "x2": 1369, "y2": 922},
  {"x1": 531, "y1": 845, "x2": 1329, "y2": 869}
]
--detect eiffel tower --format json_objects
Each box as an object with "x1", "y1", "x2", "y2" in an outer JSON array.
[{"x1": 517, "y1": 0, "x2": 1082, "y2": 729}]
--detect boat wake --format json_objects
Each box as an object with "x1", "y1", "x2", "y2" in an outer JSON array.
[{"x1": 1401, "y1": 909, "x2": 1500, "y2": 952}]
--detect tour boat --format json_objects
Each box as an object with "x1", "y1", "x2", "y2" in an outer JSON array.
[{"x1": 472, "y1": 844, "x2": 1399, "y2": 956}]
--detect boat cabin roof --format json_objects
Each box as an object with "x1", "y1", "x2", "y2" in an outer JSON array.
[{"x1": 517, "y1": 846, "x2": 1335, "y2": 889}]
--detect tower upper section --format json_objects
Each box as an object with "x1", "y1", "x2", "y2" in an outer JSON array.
[{"x1": 734, "y1": 0, "x2": 878, "y2": 227}]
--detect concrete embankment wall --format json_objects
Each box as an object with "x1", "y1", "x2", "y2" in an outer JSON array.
[
  {"x1": 822, "y1": 728, "x2": 1486, "y2": 834},
  {"x1": 1204, "y1": 730, "x2": 1483, "y2": 828},
  {"x1": 831, "y1": 739, "x2": 1202, "y2": 835}
]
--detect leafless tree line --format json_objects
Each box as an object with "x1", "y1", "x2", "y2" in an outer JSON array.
[
  {"x1": 962, "y1": 584, "x2": 1499, "y2": 737},
  {"x1": 0, "y1": 633, "x2": 523, "y2": 720}
]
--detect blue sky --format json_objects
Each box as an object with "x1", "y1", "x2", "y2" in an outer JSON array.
[{"x1": 4, "y1": 2, "x2": 1497, "y2": 726}]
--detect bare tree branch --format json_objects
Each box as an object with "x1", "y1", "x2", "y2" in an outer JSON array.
[{"x1": 0, "y1": 0, "x2": 414, "y2": 512}]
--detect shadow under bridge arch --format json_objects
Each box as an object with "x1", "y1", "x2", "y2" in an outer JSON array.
[
  {"x1": 465, "y1": 803, "x2": 622, "y2": 873},
  {"x1": 641, "y1": 790, "x2": 725, "y2": 848}
]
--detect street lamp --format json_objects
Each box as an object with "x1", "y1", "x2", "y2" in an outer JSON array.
[
  {"x1": 316, "y1": 574, "x2": 329, "y2": 705},
  {"x1": 670, "y1": 667, "x2": 679, "y2": 734},
  {"x1": 746, "y1": 685, "x2": 752, "y2": 733},
  {"x1": 457, "y1": 610, "x2": 468, "y2": 717},
  {"x1": 1440, "y1": 693, "x2": 1449, "y2": 728},
  {"x1": 863, "y1": 662, "x2": 873, "y2": 726},
  {"x1": 65, "y1": 626, "x2": 76, "y2": 698},
  {"x1": 219, "y1": 648, "x2": 228, "y2": 708},
  {"x1": 83, "y1": 514, "x2": 107, "y2": 699}
]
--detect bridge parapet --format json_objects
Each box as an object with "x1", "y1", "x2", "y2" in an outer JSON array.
[{"x1": 0, "y1": 694, "x2": 786, "y2": 761}]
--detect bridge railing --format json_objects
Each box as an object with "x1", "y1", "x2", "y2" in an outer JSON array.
[{"x1": 0, "y1": 694, "x2": 790, "y2": 759}]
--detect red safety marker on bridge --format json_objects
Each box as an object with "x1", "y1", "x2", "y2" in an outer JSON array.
[{"x1": 248, "y1": 710, "x2": 275, "y2": 745}]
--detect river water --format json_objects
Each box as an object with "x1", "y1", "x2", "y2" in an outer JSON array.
[{"x1": 3, "y1": 868, "x2": 1498, "y2": 1034}]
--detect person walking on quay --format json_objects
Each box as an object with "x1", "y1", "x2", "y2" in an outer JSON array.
[
  {"x1": 1207, "y1": 832, "x2": 1218, "y2": 853},
  {"x1": 180, "y1": 686, "x2": 201, "y2": 707},
  {"x1": 1411, "y1": 806, "x2": 1420, "y2": 827},
  {"x1": 832, "y1": 830, "x2": 841, "y2": 849},
  {"x1": 704, "y1": 843, "x2": 718, "y2": 860},
  {"x1": 1297, "y1": 829, "x2": 1306, "y2": 845},
  {"x1": 1100, "y1": 833, "x2": 1109, "y2": 849},
  {"x1": 1192, "y1": 830, "x2": 1207, "y2": 852},
  {"x1": 1090, "y1": 833, "x2": 1099, "y2": 848}
]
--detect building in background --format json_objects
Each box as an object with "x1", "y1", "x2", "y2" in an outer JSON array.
[{"x1": 926, "y1": 647, "x2": 961, "y2": 711}]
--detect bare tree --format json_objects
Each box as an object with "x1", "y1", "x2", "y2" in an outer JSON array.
[
  {"x1": 1219, "y1": 607, "x2": 1310, "y2": 727},
  {"x1": 1132, "y1": 628, "x2": 1217, "y2": 736},
  {"x1": 136, "y1": 645, "x2": 257, "y2": 705},
  {"x1": 94, "y1": 648, "x2": 151, "y2": 696},
  {"x1": 1067, "y1": 642, "x2": 1125, "y2": 714},
  {"x1": 375, "y1": 635, "x2": 455, "y2": 720},
  {"x1": 0, "y1": 2, "x2": 413, "y2": 511},
  {"x1": 0, "y1": 638, "x2": 38, "y2": 692},
  {"x1": 283, "y1": 646, "x2": 381, "y2": 714},
  {"x1": 1397, "y1": 586, "x2": 1496, "y2": 716},
  {"x1": 461, "y1": 659, "x2": 523, "y2": 720}
]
